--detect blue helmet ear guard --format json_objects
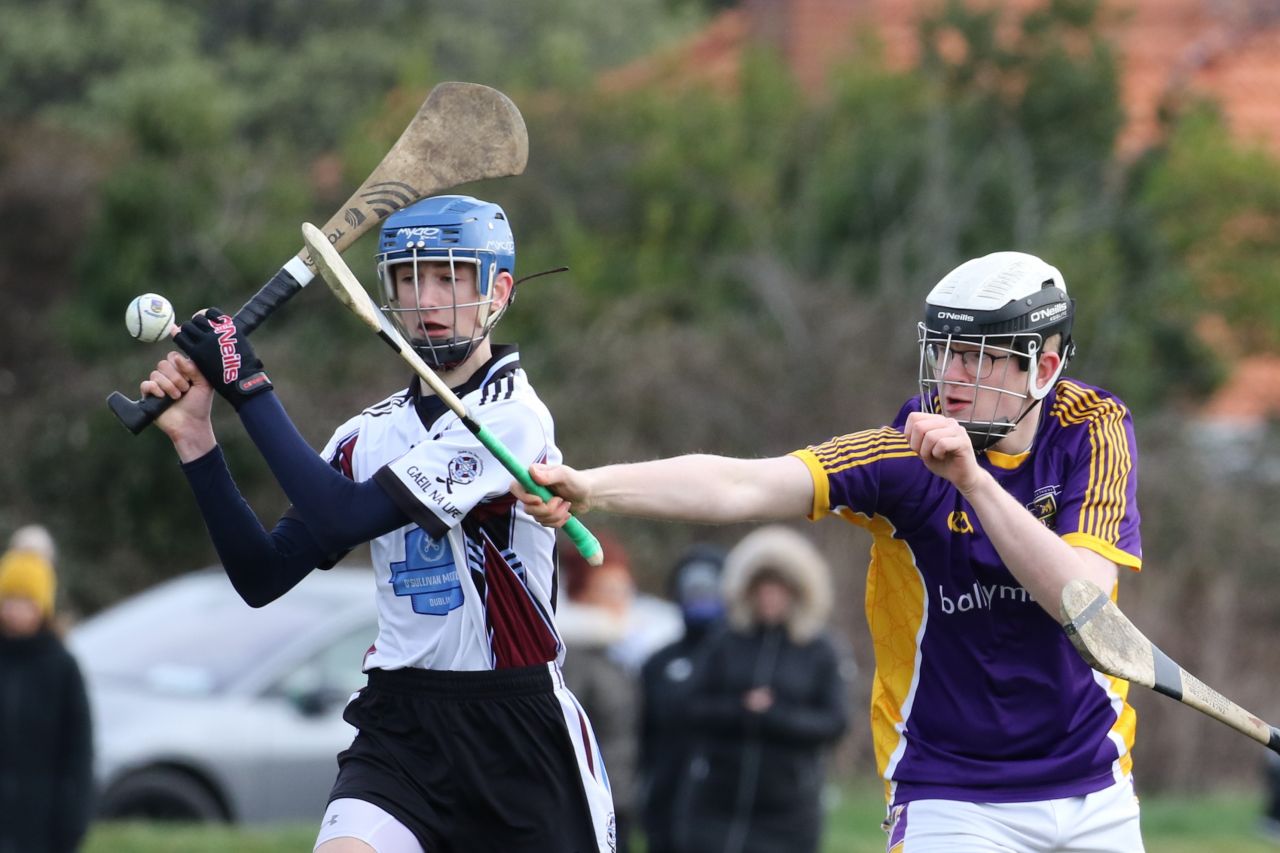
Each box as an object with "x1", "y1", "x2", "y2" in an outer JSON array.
[{"x1": 375, "y1": 195, "x2": 516, "y2": 368}]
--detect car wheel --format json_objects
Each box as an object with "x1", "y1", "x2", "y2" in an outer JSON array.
[{"x1": 99, "y1": 767, "x2": 227, "y2": 822}]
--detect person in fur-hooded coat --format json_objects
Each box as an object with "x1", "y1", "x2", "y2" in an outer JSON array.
[{"x1": 672, "y1": 525, "x2": 849, "y2": 853}]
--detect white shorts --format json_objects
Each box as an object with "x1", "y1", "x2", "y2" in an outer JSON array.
[
  {"x1": 884, "y1": 779, "x2": 1144, "y2": 852},
  {"x1": 315, "y1": 798, "x2": 423, "y2": 853}
]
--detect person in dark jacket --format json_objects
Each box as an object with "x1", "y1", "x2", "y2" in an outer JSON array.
[
  {"x1": 638, "y1": 543, "x2": 727, "y2": 853},
  {"x1": 0, "y1": 526, "x2": 94, "y2": 853},
  {"x1": 1262, "y1": 751, "x2": 1280, "y2": 841},
  {"x1": 676, "y1": 526, "x2": 849, "y2": 853},
  {"x1": 558, "y1": 532, "x2": 641, "y2": 853}
]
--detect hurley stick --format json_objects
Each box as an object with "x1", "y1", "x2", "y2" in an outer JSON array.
[
  {"x1": 1062, "y1": 578, "x2": 1280, "y2": 754},
  {"x1": 110, "y1": 81, "x2": 528, "y2": 434}
]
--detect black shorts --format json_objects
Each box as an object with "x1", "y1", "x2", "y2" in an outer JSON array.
[{"x1": 329, "y1": 664, "x2": 614, "y2": 853}]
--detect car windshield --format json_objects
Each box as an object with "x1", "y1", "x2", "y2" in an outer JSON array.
[{"x1": 70, "y1": 572, "x2": 357, "y2": 695}]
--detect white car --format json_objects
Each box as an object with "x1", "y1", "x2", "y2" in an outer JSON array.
[
  {"x1": 68, "y1": 567, "x2": 377, "y2": 824},
  {"x1": 69, "y1": 565, "x2": 683, "y2": 824}
]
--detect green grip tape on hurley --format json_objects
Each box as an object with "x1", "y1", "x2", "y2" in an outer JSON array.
[{"x1": 472, "y1": 422, "x2": 604, "y2": 566}]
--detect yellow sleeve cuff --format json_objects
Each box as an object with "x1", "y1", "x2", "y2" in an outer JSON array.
[
  {"x1": 789, "y1": 448, "x2": 830, "y2": 521},
  {"x1": 1062, "y1": 532, "x2": 1142, "y2": 571}
]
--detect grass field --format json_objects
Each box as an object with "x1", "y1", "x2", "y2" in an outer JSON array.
[
  {"x1": 83, "y1": 785, "x2": 1279, "y2": 852},
  {"x1": 819, "y1": 786, "x2": 1279, "y2": 852}
]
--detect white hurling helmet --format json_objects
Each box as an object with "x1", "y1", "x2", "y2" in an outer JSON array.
[{"x1": 918, "y1": 252, "x2": 1076, "y2": 451}]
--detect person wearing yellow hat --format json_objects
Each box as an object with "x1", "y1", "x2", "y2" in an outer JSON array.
[
  {"x1": 0, "y1": 549, "x2": 57, "y2": 628},
  {"x1": 0, "y1": 527, "x2": 94, "y2": 853}
]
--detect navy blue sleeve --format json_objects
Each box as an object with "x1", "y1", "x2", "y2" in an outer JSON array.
[
  {"x1": 180, "y1": 447, "x2": 333, "y2": 606},
  {"x1": 179, "y1": 392, "x2": 411, "y2": 606},
  {"x1": 234, "y1": 391, "x2": 410, "y2": 549}
]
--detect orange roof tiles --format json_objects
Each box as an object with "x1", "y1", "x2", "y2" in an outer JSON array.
[
  {"x1": 605, "y1": 0, "x2": 1280, "y2": 157},
  {"x1": 1200, "y1": 354, "x2": 1280, "y2": 421},
  {"x1": 603, "y1": 1, "x2": 1280, "y2": 419}
]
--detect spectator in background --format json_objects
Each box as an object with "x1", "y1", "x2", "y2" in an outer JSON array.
[
  {"x1": 676, "y1": 525, "x2": 849, "y2": 853},
  {"x1": 638, "y1": 542, "x2": 727, "y2": 853},
  {"x1": 1262, "y1": 752, "x2": 1280, "y2": 842},
  {"x1": 557, "y1": 532, "x2": 640, "y2": 853},
  {"x1": 0, "y1": 525, "x2": 94, "y2": 853}
]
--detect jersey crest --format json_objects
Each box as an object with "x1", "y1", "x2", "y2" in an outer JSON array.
[
  {"x1": 444, "y1": 451, "x2": 484, "y2": 490},
  {"x1": 1027, "y1": 484, "x2": 1062, "y2": 529}
]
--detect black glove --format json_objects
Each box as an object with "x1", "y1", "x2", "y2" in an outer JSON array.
[{"x1": 174, "y1": 308, "x2": 273, "y2": 410}]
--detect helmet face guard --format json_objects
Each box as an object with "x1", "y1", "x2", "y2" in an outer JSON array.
[
  {"x1": 917, "y1": 252, "x2": 1076, "y2": 451},
  {"x1": 918, "y1": 327, "x2": 1042, "y2": 450},
  {"x1": 381, "y1": 251, "x2": 499, "y2": 368},
  {"x1": 375, "y1": 196, "x2": 515, "y2": 369}
]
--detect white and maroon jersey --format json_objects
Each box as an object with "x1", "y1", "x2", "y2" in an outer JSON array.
[
  {"x1": 791, "y1": 378, "x2": 1142, "y2": 806},
  {"x1": 318, "y1": 345, "x2": 564, "y2": 672}
]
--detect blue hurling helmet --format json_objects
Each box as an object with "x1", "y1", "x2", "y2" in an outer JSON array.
[{"x1": 375, "y1": 195, "x2": 516, "y2": 368}]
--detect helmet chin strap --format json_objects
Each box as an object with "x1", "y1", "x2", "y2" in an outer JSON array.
[
  {"x1": 959, "y1": 419, "x2": 1015, "y2": 452},
  {"x1": 960, "y1": 400, "x2": 1042, "y2": 452},
  {"x1": 411, "y1": 336, "x2": 476, "y2": 370}
]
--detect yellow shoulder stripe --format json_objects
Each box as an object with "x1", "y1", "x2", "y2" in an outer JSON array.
[
  {"x1": 1051, "y1": 382, "x2": 1132, "y2": 545},
  {"x1": 807, "y1": 428, "x2": 916, "y2": 475}
]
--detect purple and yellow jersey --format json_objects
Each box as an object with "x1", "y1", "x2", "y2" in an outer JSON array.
[{"x1": 790, "y1": 378, "x2": 1142, "y2": 806}]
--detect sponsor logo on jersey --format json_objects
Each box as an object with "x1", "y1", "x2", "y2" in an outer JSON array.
[
  {"x1": 416, "y1": 533, "x2": 451, "y2": 563},
  {"x1": 209, "y1": 314, "x2": 241, "y2": 383},
  {"x1": 937, "y1": 581, "x2": 1034, "y2": 614},
  {"x1": 390, "y1": 528, "x2": 464, "y2": 615},
  {"x1": 947, "y1": 510, "x2": 974, "y2": 534}
]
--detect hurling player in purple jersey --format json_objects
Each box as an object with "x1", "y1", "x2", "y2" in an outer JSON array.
[{"x1": 515, "y1": 252, "x2": 1147, "y2": 852}]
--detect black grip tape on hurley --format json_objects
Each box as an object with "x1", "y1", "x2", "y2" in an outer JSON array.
[{"x1": 106, "y1": 265, "x2": 304, "y2": 434}]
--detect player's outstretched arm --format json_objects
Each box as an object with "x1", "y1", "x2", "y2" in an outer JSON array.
[{"x1": 514, "y1": 454, "x2": 814, "y2": 526}]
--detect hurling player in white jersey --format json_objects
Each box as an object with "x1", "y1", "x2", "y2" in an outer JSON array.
[{"x1": 142, "y1": 195, "x2": 615, "y2": 853}]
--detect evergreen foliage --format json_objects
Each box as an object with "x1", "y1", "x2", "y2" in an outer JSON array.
[{"x1": 2, "y1": 0, "x2": 1279, "y2": 791}]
